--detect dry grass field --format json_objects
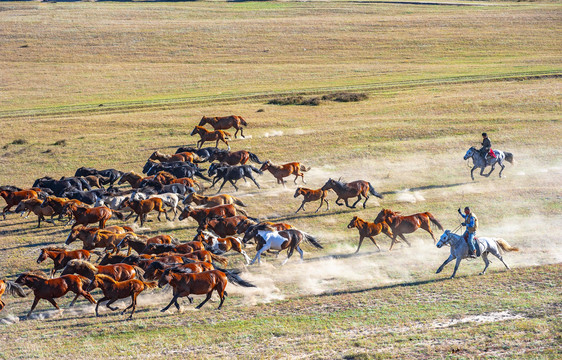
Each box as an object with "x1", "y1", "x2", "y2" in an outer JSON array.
[{"x1": 0, "y1": 1, "x2": 561, "y2": 359}]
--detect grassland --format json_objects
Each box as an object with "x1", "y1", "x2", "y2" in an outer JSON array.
[{"x1": 0, "y1": 1, "x2": 561, "y2": 359}]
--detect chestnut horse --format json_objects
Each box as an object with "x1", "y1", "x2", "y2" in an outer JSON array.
[
  {"x1": 0, "y1": 279, "x2": 27, "y2": 312},
  {"x1": 116, "y1": 234, "x2": 180, "y2": 256},
  {"x1": 207, "y1": 150, "x2": 264, "y2": 165},
  {"x1": 118, "y1": 171, "x2": 154, "y2": 189},
  {"x1": 178, "y1": 204, "x2": 247, "y2": 226},
  {"x1": 37, "y1": 247, "x2": 91, "y2": 278},
  {"x1": 374, "y1": 208, "x2": 444, "y2": 250},
  {"x1": 86, "y1": 231, "x2": 140, "y2": 253},
  {"x1": 63, "y1": 203, "x2": 123, "y2": 228},
  {"x1": 321, "y1": 178, "x2": 383, "y2": 209},
  {"x1": 142, "y1": 241, "x2": 206, "y2": 255},
  {"x1": 65, "y1": 225, "x2": 133, "y2": 246},
  {"x1": 144, "y1": 260, "x2": 214, "y2": 281},
  {"x1": 120, "y1": 198, "x2": 170, "y2": 226},
  {"x1": 149, "y1": 150, "x2": 201, "y2": 163},
  {"x1": 198, "y1": 115, "x2": 248, "y2": 138},
  {"x1": 62, "y1": 259, "x2": 144, "y2": 283},
  {"x1": 15, "y1": 271, "x2": 96, "y2": 318},
  {"x1": 90, "y1": 274, "x2": 157, "y2": 319},
  {"x1": 259, "y1": 160, "x2": 310, "y2": 186},
  {"x1": 294, "y1": 187, "x2": 329, "y2": 213},
  {"x1": 198, "y1": 215, "x2": 251, "y2": 237},
  {"x1": 190, "y1": 126, "x2": 231, "y2": 150},
  {"x1": 198, "y1": 231, "x2": 251, "y2": 264},
  {"x1": 14, "y1": 198, "x2": 56, "y2": 227},
  {"x1": 41, "y1": 196, "x2": 85, "y2": 222},
  {"x1": 347, "y1": 216, "x2": 394, "y2": 253},
  {"x1": 0, "y1": 189, "x2": 38, "y2": 219},
  {"x1": 183, "y1": 193, "x2": 246, "y2": 208}
]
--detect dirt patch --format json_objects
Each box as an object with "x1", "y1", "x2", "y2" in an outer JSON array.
[{"x1": 432, "y1": 311, "x2": 525, "y2": 328}]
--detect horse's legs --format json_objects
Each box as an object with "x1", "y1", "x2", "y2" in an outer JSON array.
[
  {"x1": 498, "y1": 162, "x2": 505, "y2": 178},
  {"x1": 96, "y1": 296, "x2": 109, "y2": 316},
  {"x1": 398, "y1": 234, "x2": 411, "y2": 247},
  {"x1": 229, "y1": 179, "x2": 239, "y2": 191},
  {"x1": 421, "y1": 223, "x2": 437, "y2": 244},
  {"x1": 388, "y1": 235, "x2": 398, "y2": 251},
  {"x1": 240, "y1": 127, "x2": 245, "y2": 138},
  {"x1": 234, "y1": 128, "x2": 239, "y2": 139},
  {"x1": 335, "y1": 197, "x2": 344, "y2": 206},
  {"x1": 217, "y1": 179, "x2": 228, "y2": 193},
  {"x1": 450, "y1": 257, "x2": 463, "y2": 279},
  {"x1": 46, "y1": 298, "x2": 61, "y2": 311},
  {"x1": 249, "y1": 175, "x2": 260, "y2": 189},
  {"x1": 26, "y1": 297, "x2": 40, "y2": 318},
  {"x1": 470, "y1": 166, "x2": 477, "y2": 181},
  {"x1": 282, "y1": 242, "x2": 296, "y2": 266},
  {"x1": 355, "y1": 236, "x2": 365, "y2": 253},
  {"x1": 368, "y1": 236, "x2": 381, "y2": 252},
  {"x1": 195, "y1": 292, "x2": 212, "y2": 309},
  {"x1": 161, "y1": 294, "x2": 179, "y2": 312},
  {"x1": 350, "y1": 196, "x2": 361, "y2": 208},
  {"x1": 436, "y1": 254, "x2": 454, "y2": 274},
  {"x1": 485, "y1": 164, "x2": 496, "y2": 178},
  {"x1": 362, "y1": 196, "x2": 369, "y2": 209},
  {"x1": 106, "y1": 299, "x2": 119, "y2": 311},
  {"x1": 296, "y1": 201, "x2": 306, "y2": 213},
  {"x1": 69, "y1": 292, "x2": 81, "y2": 307},
  {"x1": 296, "y1": 245, "x2": 304, "y2": 262},
  {"x1": 480, "y1": 253, "x2": 491, "y2": 275},
  {"x1": 241, "y1": 250, "x2": 252, "y2": 265},
  {"x1": 491, "y1": 249, "x2": 511, "y2": 270},
  {"x1": 344, "y1": 198, "x2": 353, "y2": 208}
]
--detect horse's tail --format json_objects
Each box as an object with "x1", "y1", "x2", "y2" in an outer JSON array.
[
  {"x1": 495, "y1": 238, "x2": 519, "y2": 253},
  {"x1": 300, "y1": 165, "x2": 310, "y2": 172},
  {"x1": 250, "y1": 165, "x2": 263, "y2": 175},
  {"x1": 215, "y1": 267, "x2": 256, "y2": 288},
  {"x1": 236, "y1": 207, "x2": 249, "y2": 217},
  {"x1": 111, "y1": 210, "x2": 124, "y2": 220},
  {"x1": 204, "y1": 242, "x2": 226, "y2": 255},
  {"x1": 133, "y1": 266, "x2": 147, "y2": 281},
  {"x1": 303, "y1": 232, "x2": 323, "y2": 249},
  {"x1": 232, "y1": 197, "x2": 247, "y2": 207},
  {"x1": 210, "y1": 253, "x2": 229, "y2": 267},
  {"x1": 223, "y1": 131, "x2": 233, "y2": 139},
  {"x1": 142, "y1": 281, "x2": 158, "y2": 290},
  {"x1": 426, "y1": 212, "x2": 444, "y2": 231},
  {"x1": 195, "y1": 171, "x2": 212, "y2": 182},
  {"x1": 368, "y1": 183, "x2": 384, "y2": 199},
  {"x1": 238, "y1": 116, "x2": 248, "y2": 126},
  {"x1": 504, "y1": 152, "x2": 514, "y2": 164},
  {"x1": 248, "y1": 152, "x2": 264, "y2": 164},
  {"x1": 5, "y1": 281, "x2": 27, "y2": 298},
  {"x1": 122, "y1": 226, "x2": 134, "y2": 233}
]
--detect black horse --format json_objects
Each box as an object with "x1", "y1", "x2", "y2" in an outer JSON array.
[
  {"x1": 61, "y1": 190, "x2": 98, "y2": 205},
  {"x1": 142, "y1": 160, "x2": 201, "y2": 175},
  {"x1": 175, "y1": 146, "x2": 222, "y2": 162},
  {"x1": 33, "y1": 177, "x2": 90, "y2": 196},
  {"x1": 208, "y1": 163, "x2": 262, "y2": 192},
  {"x1": 145, "y1": 161, "x2": 210, "y2": 181},
  {"x1": 74, "y1": 168, "x2": 124, "y2": 187},
  {"x1": 136, "y1": 183, "x2": 194, "y2": 196}
]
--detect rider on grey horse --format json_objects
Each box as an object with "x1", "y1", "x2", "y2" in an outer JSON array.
[
  {"x1": 458, "y1": 207, "x2": 479, "y2": 258},
  {"x1": 479, "y1": 132, "x2": 496, "y2": 164}
]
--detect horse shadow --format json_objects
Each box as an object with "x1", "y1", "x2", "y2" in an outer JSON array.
[
  {"x1": 379, "y1": 182, "x2": 470, "y2": 196},
  {"x1": 316, "y1": 277, "x2": 451, "y2": 298}
]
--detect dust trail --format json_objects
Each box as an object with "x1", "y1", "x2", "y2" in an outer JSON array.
[
  {"x1": 395, "y1": 189, "x2": 425, "y2": 203},
  {"x1": 263, "y1": 130, "x2": 283, "y2": 138}
]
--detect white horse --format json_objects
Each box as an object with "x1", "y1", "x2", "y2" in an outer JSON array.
[
  {"x1": 250, "y1": 230, "x2": 303, "y2": 266},
  {"x1": 436, "y1": 230, "x2": 519, "y2": 279},
  {"x1": 131, "y1": 192, "x2": 183, "y2": 220},
  {"x1": 463, "y1": 147, "x2": 513, "y2": 180}
]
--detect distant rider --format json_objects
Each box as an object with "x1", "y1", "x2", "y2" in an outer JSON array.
[
  {"x1": 479, "y1": 132, "x2": 496, "y2": 162},
  {"x1": 458, "y1": 207, "x2": 478, "y2": 258}
]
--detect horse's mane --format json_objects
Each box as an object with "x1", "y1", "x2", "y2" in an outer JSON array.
[
  {"x1": 255, "y1": 223, "x2": 276, "y2": 232},
  {"x1": 67, "y1": 259, "x2": 98, "y2": 273},
  {"x1": 168, "y1": 267, "x2": 194, "y2": 274},
  {"x1": 42, "y1": 246, "x2": 68, "y2": 252},
  {"x1": 95, "y1": 274, "x2": 117, "y2": 283},
  {"x1": 21, "y1": 270, "x2": 49, "y2": 279}
]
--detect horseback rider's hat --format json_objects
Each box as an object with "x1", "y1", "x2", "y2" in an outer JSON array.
[
  {"x1": 464, "y1": 206, "x2": 471, "y2": 213},
  {"x1": 482, "y1": 132, "x2": 487, "y2": 137}
]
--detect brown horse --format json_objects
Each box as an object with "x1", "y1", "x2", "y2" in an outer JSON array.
[
  {"x1": 153, "y1": 171, "x2": 177, "y2": 185},
  {"x1": 259, "y1": 160, "x2": 309, "y2": 186},
  {"x1": 198, "y1": 215, "x2": 250, "y2": 237},
  {"x1": 90, "y1": 274, "x2": 157, "y2": 319},
  {"x1": 182, "y1": 250, "x2": 228, "y2": 267},
  {"x1": 118, "y1": 171, "x2": 154, "y2": 189},
  {"x1": 14, "y1": 198, "x2": 56, "y2": 227},
  {"x1": 178, "y1": 204, "x2": 246, "y2": 226},
  {"x1": 183, "y1": 193, "x2": 246, "y2": 208},
  {"x1": 121, "y1": 198, "x2": 170, "y2": 226},
  {"x1": 65, "y1": 225, "x2": 133, "y2": 246},
  {"x1": 159, "y1": 268, "x2": 228, "y2": 311},
  {"x1": 117, "y1": 234, "x2": 179, "y2": 256},
  {"x1": 198, "y1": 115, "x2": 248, "y2": 138},
  {"x1": 374, "y1": 208, "x2": 444, "y2": 250},
  {"x1": 142, "y1": 241, "x2": 206, "y2": 255},
  {"x1": 15, "y1": 271, "x2": 96, "y2": 318},
  {"x1": 62, "y1": 259, "x2": 144, "y2": 283},
  {"x1": 37, "y1": 247, "x2": 91, "y2": 278},
  {"x1": 198, "y1": 231, "x2": 251, "y2": 264},
  {"x1": 190, "y1": 126, "x2": 231, "y2": 150},
  {"x1": 149, "y1": 150, "x2": 201, "y2": 163},
  {"x1": 63, "y1": 203, "x2": 122, "y2": 228},
  {"x1": 169, "y1": 177, "x2": 203, "y2": 192},
  {"x1": 234, "y1": 219, "x2": 293, "y2": 242},
  {"x1": 41, "y1": 196, "x2": 86, "y2": 222},
  {"x1": 347, "y1": 216, "x2": 394, "y2": 253},
  {"x1": 208, "y1": 150, "x2": 263, "y2": 165},
  {"x1": 294, "y1": 187, "x2": 329, "y2": 213},
  {"x1": 86, "y1": 231, "x2": 140, "y2": 253},
  {"x1": 144, "y1": 261, "x2": 214, "y2": 281},
  {"x1": 0, "y1": 189, "x2": 38, "y2": 219},
  {"x1": 0, "y1": 279, "x2": 27, "y2": 312},
  {"x1": 243, "y1": 223, "x2": 323, "y2": 265},
  {"x1": 321, "y1": 178, "x2": 383, "y2": 209}
]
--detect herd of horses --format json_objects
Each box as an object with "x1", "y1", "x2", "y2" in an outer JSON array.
[{"x1": 0, "y1": 114, "x2": 519, "y2": 319}]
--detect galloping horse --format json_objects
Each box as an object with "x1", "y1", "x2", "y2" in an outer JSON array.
[
  {"x1": 347, "y1": 216, "x2": 394, "y2": 253},
  {"x1": 142, "y1": 241, "x2": 205, "y2": 255},
  {"x1": 61, "y1": 259, "x2": 144, "y2": 283},
  {"x1": 235, "y1": 219, "x2": 292, "y2": 236},
  {"x1": 260, "y1": 161, "x2": 309, "y2": 186},
  {"x1": 243, "y1": 224, "x2": 323, "y2": 265},
  {"x1": 41, "y1": 196, "x2": 85, "y2": 222},
  {"x1": 118, "y1": 171, "x2": 154, "y2": 188},
  {"x1": 294, "y1": 187, "x2": 329, "y2": 213},
  {"x1": 144, "y1": 260, "x2": 214, "y2": 281},
  {"x1": 37, "y1": 247, "x2": 91, "y2": 278},
  {"x1": 208, "y1": 163, "x2": 262, "y2": 192},
  {"x1": 183, "y1": 193, "x2": 246, "y2": 208},
  {"x1": 321, "y1": 178, "x2": 383, "y2": 209},
  {"x1": 0, "y1": 279, "x2": 26, "y2": 312},
  {"x1": 149, "y1": 150, "x2": 201, "y2": 164},
  {"x1": 464, "y1": 146, "x2": 513, "y2": 180},
  {"x1": 63, "y1": 203, "x2": 122, "y2": 228},
  {"x1": 120, "y1": 198, "x2": 170, "y2": 226},
  {"x1": 198, "y1": 231, "x2": 252, "y2": 264},
  {"x1": 207, "y1": 150, "x2": 263, "y2": 165},
  {"x1": 89, "y1": 274, "x2": 157, "y2": 319},
  {"x1": 198, "y1": 215, "x2": 251, "y2": 237},
  {"x1": 15, "y1": 271, "x2": 96, "y2": 318},
  {"x1": 374, "y1": 209, "x2": 444, "y2": 250},
  {"x1": 14, "y1": 198, "x2": 56, "y2": 227},
  {"x1": 178, "y1": 204, "x2": 247, "y2": 226},
  {"x1": 436, "y1": 230, "x2": 519, "y2": 278},
  {"x1": 199, "y1": 115, "x2": 248, "y2": 138},
  {"x1": 0, "y1": 189, "x2": 38, "y2": 219},
  {"x1": 190, "y1": 126, "x2": 231, "y2": 150},
  {"x1": 65, "y1": 225, "x2": 133, "y2": 246}
]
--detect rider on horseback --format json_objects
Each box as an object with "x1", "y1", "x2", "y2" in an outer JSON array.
[
  {"x1": 479, "y1": 133, "x2": 496, "y2": 164},
  {"x1": 458, "y1": 207, "x2": 479, "y2": 258}
]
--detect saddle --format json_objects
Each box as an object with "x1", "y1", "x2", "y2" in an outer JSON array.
[
  {"x1": 485, "y1": 149, "x2": 497, "y2": 163},
  {"x1": 463, "y1": 233, "x2": 481, "y2": 257}
]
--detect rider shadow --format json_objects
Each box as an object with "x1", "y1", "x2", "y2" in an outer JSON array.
[
  {"x1": 378, "y1": 182, "x2": 470, "y2": 196},
  {"x1": 317, "y1": 277, "x2": 451, "y2": 297},
  {"x1": 304, "y1": 251, "x2": 380, "y2": 262}
]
